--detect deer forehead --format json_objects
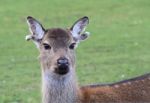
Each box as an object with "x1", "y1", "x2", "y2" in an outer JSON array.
[{"x1": 43, "y1": 28, "x2": 73, "y2": 44}]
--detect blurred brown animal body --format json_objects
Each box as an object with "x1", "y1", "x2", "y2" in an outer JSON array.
[{"x1": 26, "y1": 16, "x2": 150, "y2": 103}]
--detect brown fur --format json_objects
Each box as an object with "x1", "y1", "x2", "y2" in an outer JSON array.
[{"x1": 81, "y1": 73, "x2": 150, "y2": 103}]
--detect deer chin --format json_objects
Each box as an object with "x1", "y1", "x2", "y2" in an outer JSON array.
[
  {"x1": 48, "y1": 70, "x2": 72, "y2": 82},
  {"x1": 54, "y1": 67, "x2": 69, "y2": 75}
]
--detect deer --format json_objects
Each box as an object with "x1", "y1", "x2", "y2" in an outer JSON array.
[{"x1": 25, "y1": 16, "x2": 150, "y2": 103}]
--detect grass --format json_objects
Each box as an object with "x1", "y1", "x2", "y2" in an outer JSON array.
[{"x1": 0, "y1": 0, "x2": 150, "y2": 102}]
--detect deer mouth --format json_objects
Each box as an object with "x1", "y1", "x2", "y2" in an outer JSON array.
[{"x1": 54, "y1": 64, "x2": 69, "y2": 75}]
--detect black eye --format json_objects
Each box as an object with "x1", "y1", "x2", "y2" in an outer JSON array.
[
  {"x1": 43, "y1": 43, "x2": 51, "y2": 50},
  {"x1": 69, "y1": 43, "x2": 76, "y2": 49}
]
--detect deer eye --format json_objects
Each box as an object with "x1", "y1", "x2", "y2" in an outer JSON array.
[
  {"x1": 69, "y1": 43, "x2": 76, "y2": 49},
  {"x1": 43, "y1": 43, "x2": 51, "y2": 50}
]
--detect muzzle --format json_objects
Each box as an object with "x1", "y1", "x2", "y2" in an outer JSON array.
[{"x1": 55, "y1": 57, "x2": 69, "y2": 75}]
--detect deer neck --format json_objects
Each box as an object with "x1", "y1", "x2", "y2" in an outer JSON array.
[{"x1": 41, "y1": 69, "x2": 81, "y2": 103}]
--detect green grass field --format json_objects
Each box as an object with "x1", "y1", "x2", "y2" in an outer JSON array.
[{"x1": 0, "y1": 0, "x2": 150, "y2": 102}]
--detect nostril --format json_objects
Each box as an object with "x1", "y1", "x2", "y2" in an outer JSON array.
[{"x1": 57, "y1": 58, "x2": 69, "y2": 65}]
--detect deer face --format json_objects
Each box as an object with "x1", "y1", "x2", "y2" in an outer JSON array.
[
  {"x1": 26, "y1": 16, "x2": 89, "y2": 76},
  {"x1": 40, "y1": 28, "x2": 76, "y2": 75}
]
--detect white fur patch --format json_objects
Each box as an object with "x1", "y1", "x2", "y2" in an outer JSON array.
[
  {"x1": 42, "y1": 69, "x2": 79, "y2": 103},
  {"x1": 114, "y1": 85, "x2": 119, "y2": 88},
  {"x1": 25, "y1": 34, "x2": 33, "y2": 41}
]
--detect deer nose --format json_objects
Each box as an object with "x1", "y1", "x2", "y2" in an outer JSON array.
[
  {"x1": 56, "y1": 57, "x2": 69, "y2": 75},
  {"x1": 57, "y1": 57, "x2": 69, "y2": 65}
]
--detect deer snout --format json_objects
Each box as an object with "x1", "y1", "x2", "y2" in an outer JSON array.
[{"x1": 55, "y1": 57, "x2": 69, "y2": 75}]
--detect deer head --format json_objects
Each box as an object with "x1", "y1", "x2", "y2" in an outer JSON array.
[{"x1": 26, "y1": 16, "x2": 89, "y2": 77}]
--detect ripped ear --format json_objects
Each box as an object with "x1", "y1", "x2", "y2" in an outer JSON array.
[
  {"x1": 70, "y1": 16, "x2": 90, "y2": 42},
  {"x1": 26, "y1": 16, "x2": 45, "y2": 48}
]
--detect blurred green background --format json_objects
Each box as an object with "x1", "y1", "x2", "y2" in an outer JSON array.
[{"x1": 0, "y1": 0, "x2": 150, "y2": 102}]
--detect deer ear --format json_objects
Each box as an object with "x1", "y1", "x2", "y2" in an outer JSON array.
[
  {"x1": 70, "y1": 16, "x2": 89, "y2": 42},
  {"x1": 26, "y1": 16, "x2": 45, "y2": 48}
]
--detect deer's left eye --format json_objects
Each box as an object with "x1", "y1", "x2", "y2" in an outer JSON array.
[
  {"x1": 43, "y1": 43, "x2": 51, "y2": 50},
  {"x1": 69, "y1": 43, "x2": 76, "y2": 49}
]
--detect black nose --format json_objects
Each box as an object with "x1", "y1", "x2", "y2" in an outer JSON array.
[
  {"x1": 55, "y1": 57, "x2": 69, "y2": 75},
  {"x1": 57, "y1": 57, "x2": 69, "y2": 65}
]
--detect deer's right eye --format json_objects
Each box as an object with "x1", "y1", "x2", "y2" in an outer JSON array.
[{"x1": 43, "y1": 43, "x2": 51, "y2": 50}]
